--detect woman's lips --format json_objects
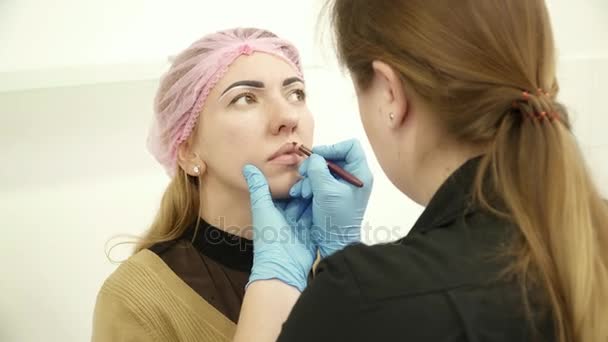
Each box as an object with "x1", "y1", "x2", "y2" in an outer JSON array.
[
  {"x1": 267, "y1": 142, "x2": 302, "y2": 166},
  {"x1": 268, "y1": 153, "x2": 302, "y2": 165}
]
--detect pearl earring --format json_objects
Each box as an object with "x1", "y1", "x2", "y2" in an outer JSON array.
[
  {"x1": 389, "y1": 112, "x2": 395, "y2": 120},
  {"x1": 193, "y1": 166, "x2": 200, "y2": 175}
]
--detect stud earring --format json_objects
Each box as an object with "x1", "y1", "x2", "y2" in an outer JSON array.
[
  {"x1": 193, "y1": 166, "x2": 200, "y2": 175},
  {"x1": 389, "y1": 112, "x2": 395, "y2": 121}
]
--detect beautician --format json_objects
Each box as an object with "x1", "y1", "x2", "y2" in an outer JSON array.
[{"x1": 234, "y1": 1, "x2": 608, "y2": 341}]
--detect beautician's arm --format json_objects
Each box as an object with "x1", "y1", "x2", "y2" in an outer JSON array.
[
  {"x1": 236, "y1": 165, "x2": 315, "y2": 341},
  {"x1": 233, "y1": 280, "x2": 300, "y2": 342},
  {"x1": 235, "y1": 140, "x2": 372, "y2": 341}
]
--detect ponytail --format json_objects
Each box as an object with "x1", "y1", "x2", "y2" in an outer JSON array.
[{"x1": 475, "y1": 96, "x2": 608, "y2": 342}]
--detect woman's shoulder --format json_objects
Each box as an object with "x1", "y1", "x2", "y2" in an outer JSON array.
[
  {"x1": 101, "y1": 249, "x2": 165, "y2": 283},
  {"x1": 93, "y1": 249, "x2": 236, "y2": 341},
  {"x1": 92, "y1": 250, "x2": 168, "y2": 341},
  {"x1": 96, "y1": 249, "x2": 167, "y2": 301}
]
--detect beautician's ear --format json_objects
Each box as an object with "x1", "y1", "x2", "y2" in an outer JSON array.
[
  {"x1": 372, "y1": 60, "x2": 408, "y2": 126},
  {"x1": 177, "y1": 142, "x2": 206, "y2": 177}
]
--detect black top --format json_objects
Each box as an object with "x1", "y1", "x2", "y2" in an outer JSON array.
[
  {"x1": 149, "y1": 219, "x2": 253, "y2": 322},
  {"x1": 278, "y1": 157, "x2": 553, "y2": 341}
]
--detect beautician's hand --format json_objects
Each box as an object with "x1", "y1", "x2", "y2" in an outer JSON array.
[
  {"x1": 242, "y1": 165, "x2": 316, "y2": 292},
  {"x1": 290, "y1": 139, "x2": 373, "y2": 258}
]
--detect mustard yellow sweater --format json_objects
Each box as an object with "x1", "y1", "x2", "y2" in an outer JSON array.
[{"x1": 92, "y1": 249, "x2": 236, "y2": 341}]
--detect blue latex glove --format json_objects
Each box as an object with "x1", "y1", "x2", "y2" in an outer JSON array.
[
  {"x1": 242, "y1": 165, "x2": 316, "y2": 292},
  {"x1": 290, "y1": 139, "x2": 373, "y2": 258}
]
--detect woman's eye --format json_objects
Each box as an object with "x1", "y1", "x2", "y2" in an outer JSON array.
[
  {"x1": 231, "y1": 93, "x2": 257, "y2": 105},
  {"x1": 288, "y1": 89, "x2": 306, "y2": 102}
]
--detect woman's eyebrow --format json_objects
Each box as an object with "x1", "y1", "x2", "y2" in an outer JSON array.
[
  {"x1": 221, "y1": 80, "x2": 265, "y2": 96},
  {"x1": 219, "y1": 77, "x2": 304, "y2": 99},
  {"x1": 283, "y1": 77, "x2": 304, "y2": 87}
]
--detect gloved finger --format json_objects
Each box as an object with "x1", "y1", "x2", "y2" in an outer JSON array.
[
  {"x1": 289, "y1": 179, "x2": 304, "y2": 197},
  {"x1": 312, "y1": 139, "x2": 365, "y2": 165},
  {"x1": 274, "y1": 199, "x2": 288, "y2": 211},
  {"x1": 298, "y1": 203, "x2": 313, "y2": 230},
  {"x1": 302, "y1": 156, "x2": 345, "y2": 178},
  {"x1": 306, "y1": 154, "x2": 345, "y2": 190},
  {"x1": 331, "y1": 160, "x2": 346, "y2": 169},
  {"x1": 298, "y1": 156, "x2": 311, "y2": 177},
  {"x1": 242, "y1": 164, "x2": 274, "y2": 209},
  {"x1": 314, "y1": 140, "x2": 372, "y2": 185},
  {"x1": 301, "y1": 177, "x2": 313, "y2": 199},
  {"x1": 291, "y1": 203, "x2": 313, "y2": 247},
  {"x1": 284, "y1": 197, "x2": 311, "y2": 222}
]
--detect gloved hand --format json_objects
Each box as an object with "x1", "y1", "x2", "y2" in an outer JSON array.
[
  {"x1": 290, "y1": 139, "x2": 373, "y2": 258},
  {"x1": 242, "y1": 165, "x2": 316, "y2": 292}
]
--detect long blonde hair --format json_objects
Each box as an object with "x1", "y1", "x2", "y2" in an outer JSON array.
[
  {"x1": 327, "y1": 0, "x2": 608, "y2": 341},
  {"x1": 133, "y1": 169, "x2": 200, "y2": 253}
]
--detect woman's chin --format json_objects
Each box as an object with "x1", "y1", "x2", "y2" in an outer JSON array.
[{"x1": 266, "y1": 171, "x2": 302, "y2": 199}]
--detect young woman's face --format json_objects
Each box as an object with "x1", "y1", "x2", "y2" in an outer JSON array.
[{"x1": 191, "y1": 53, "x2": 314, "y2": 198}]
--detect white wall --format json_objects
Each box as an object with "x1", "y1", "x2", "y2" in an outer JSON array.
[{"x1": 0, "y1": 1, "x2": 606, "y2": 341}]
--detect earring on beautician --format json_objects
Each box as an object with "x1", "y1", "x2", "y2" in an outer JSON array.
[
  {"x1": 193, "y1": 165, "x2": 201, "y2": 175},
  {"x1": 389, "y1": 112, "x2": 395, "y2": 121}
]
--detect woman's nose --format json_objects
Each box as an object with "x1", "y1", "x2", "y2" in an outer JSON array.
[{"x1": 269, "y1": 106, "x2": 299, "y2": 135}]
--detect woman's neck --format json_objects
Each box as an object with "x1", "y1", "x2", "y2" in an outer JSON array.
[
  {"x1": 414, "y1": 142, "x2": 485, "y2": 206},
  {"x1": 198, "y1": 178, "x2": 253, "y2": 240}
]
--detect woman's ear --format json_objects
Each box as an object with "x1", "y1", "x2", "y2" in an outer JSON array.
[
  {"x1": 371, "y1": 60, "x2": 409, "y2": 127},
  {"x1": 177, "y1": 141, "x2": 206, "y2": 177}
]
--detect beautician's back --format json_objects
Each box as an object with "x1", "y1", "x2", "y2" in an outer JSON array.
[
  {"x1": 280, "y1": 158, "x2": 554, "y2": 341},
  {"x1": 283, "y1": 0, "x2": 608, "y2": 342}
]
